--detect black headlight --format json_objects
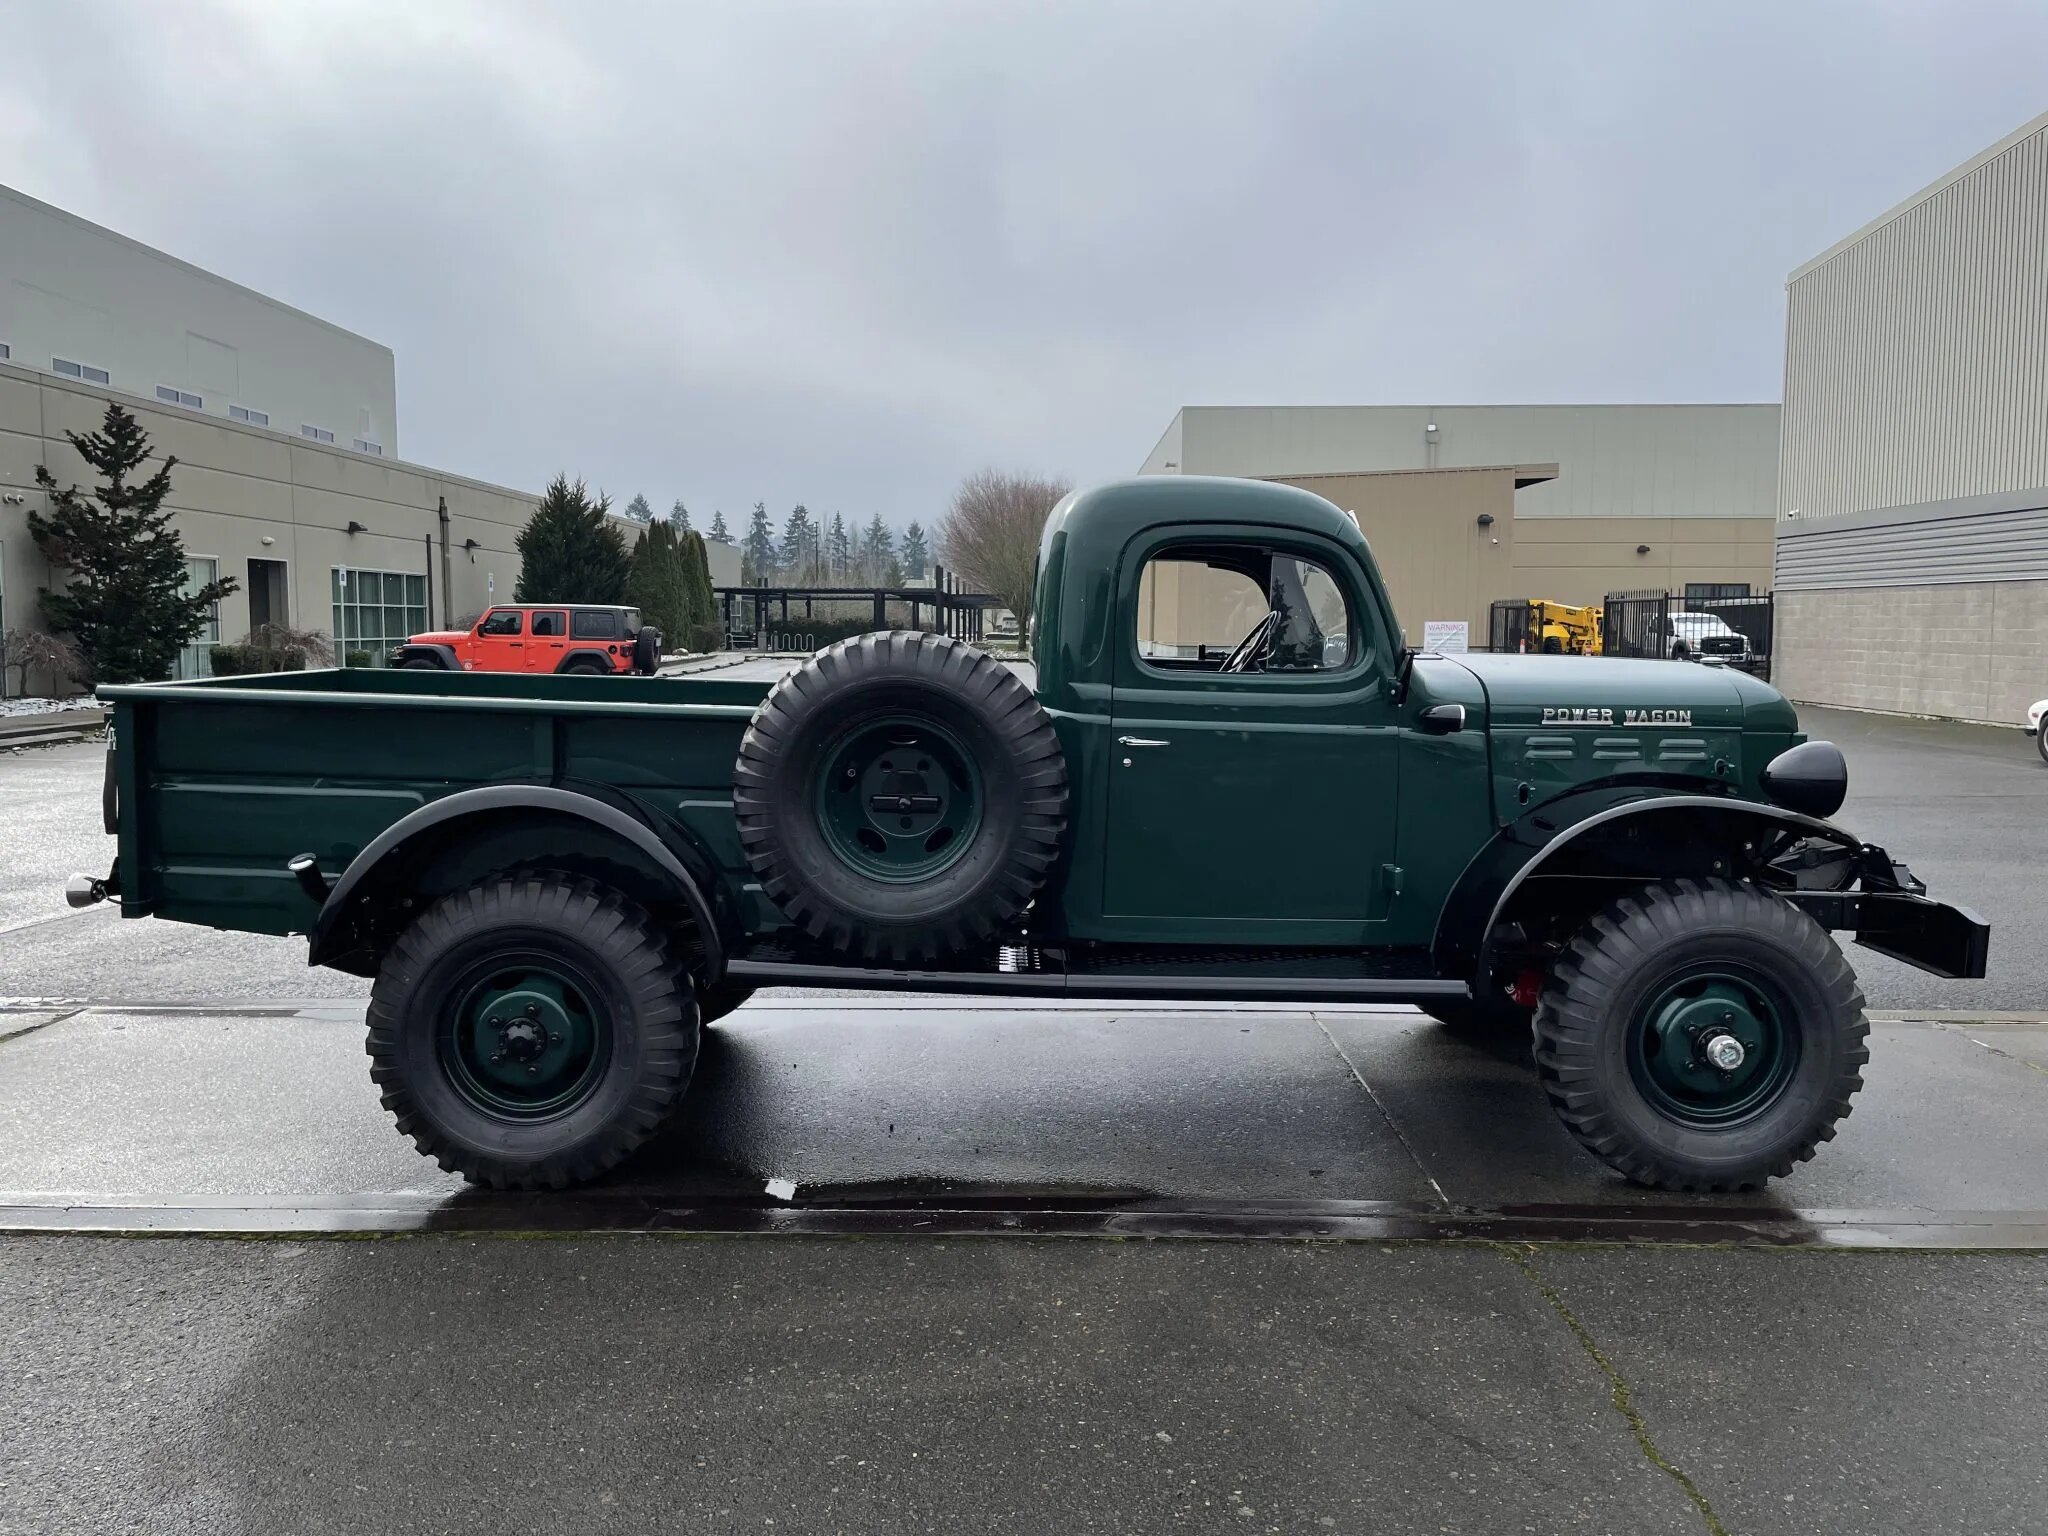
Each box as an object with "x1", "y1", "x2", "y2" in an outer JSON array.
[{"x1": 1760, "y1": 741, "x2": 1848, "y2": 819}]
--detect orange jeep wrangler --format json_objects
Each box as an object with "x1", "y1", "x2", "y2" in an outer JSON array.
[{"x1": 390, "y1": 605, "x2": 661, "y2": 676}]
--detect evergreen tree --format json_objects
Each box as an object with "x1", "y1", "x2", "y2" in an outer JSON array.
[
  {"x1": 781, "y1": 503, "x2": 818, "y2": 582},
  {"x1": 623, "y1": 492, "x2": 654, "y2": 524},
  {"x1": 29, "y1": 401, "x2": 238, "y2": 684},
  {"x1": 671, "y1": 499, "x2": 692, "y2": 533},
  {"x1": 627, "y1": 518, "x2": 690, "y2": 644},
  {"x1": 680, "y1": 530, "x2": 719, "y2": 648},
  {"x1": 515, "y1": 475, "x2": 631, "y2": 602},
  {"x1": 742, "y1": 501, "x2": 777, "y2": 583},
  {"x1": 708, "y1": 509, "x2": 730, "y2": 542},
  {"x1": 824, "y1": 513, "x2": 848, "y2": 581},
  {"x1": 861, "y1": 514, "x2": 895, "y2": 583},
  {"x1": 900, "y1": 520, "x2": 930, "y2": 583}
]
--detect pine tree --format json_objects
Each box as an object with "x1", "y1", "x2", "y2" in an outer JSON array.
[
  {"x1": 623, "y1": 492, "x2": 654, "y2": 524},
  {"x1": 742, "y1": 501, "x2": 777, "y2": 583},
  {"x1": 826, "y1": 513, "x2": 852, "y2": 582},
  {"x1": 861, "y1": 514, "x2": 895, "y2": 584},
  {"x1": 29, "y1": 401, "x2": 239, "y2": 684},
  {"x1": 708, "y1": 509, "x2": 730, "y2": 543},
  {"x1": 781, "y1": 504, "x2": 818, "y2": 582},
  {"x1": 680, "y1": 530, "x2": 718, "y2": 648},
  {"x1": 627, "y1": 519, "x2": 690, "y2": 645},
  {"x1": 671, "y1": 499, "x2": 692, "y2": 534},
  {"x1": 516, "y1": 475, "x2": 631, "y2": 602},
  {"x1": 900, "y1": 520, "x2": 930, "y2": 583}
]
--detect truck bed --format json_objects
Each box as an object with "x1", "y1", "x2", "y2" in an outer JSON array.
[{"x1": 97, "y1": 667, "x2": 780, "y2": 937}]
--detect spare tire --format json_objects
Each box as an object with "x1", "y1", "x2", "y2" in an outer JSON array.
[
  {"x1": 733, "y1": 631, "x2": 1068, "y2": 962},
  {"x1": 633, "y1": 627, "x2": 662, "y2": 675}
]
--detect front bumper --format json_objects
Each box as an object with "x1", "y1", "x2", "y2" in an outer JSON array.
[{"x1": 1783, "y1": 846, "x2": 1989, "y2": 979}]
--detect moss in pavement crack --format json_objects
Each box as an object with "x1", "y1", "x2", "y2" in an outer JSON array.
[{"x1": 1494, "y1": 1243, "x2": 1731, "y2": 1536}]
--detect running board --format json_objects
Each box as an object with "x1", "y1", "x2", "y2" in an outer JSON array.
[{"x1": 723, "y1": 952, "x2": 1470, "y2": 1005}]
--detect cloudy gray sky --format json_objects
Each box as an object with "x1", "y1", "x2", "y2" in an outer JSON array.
[{"x1": 3, "y1": 1, "x2": 2044, "y2": 528}]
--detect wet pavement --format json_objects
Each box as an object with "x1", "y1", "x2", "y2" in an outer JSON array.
[{"x1": 4, "y1": 700, "x2": 2046, "y2": 1532}]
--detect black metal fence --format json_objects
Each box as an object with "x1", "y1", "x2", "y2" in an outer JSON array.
[
  {"x1": 1488, "y1": 599, "x2": 1534, "y2": 654},
  {"x1": 1693, "y1": 594, "x2": 1775, "y2": 676},
  {"x1": 1600, "y1": 590, "x2": 1673, "y2": 661},
  {"x1": 716, "y1": 567, "x2": 997, "y2": 652}
]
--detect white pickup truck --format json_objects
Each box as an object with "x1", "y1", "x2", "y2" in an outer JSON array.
[{"x1": 1661, "y1": 611, "x2": 1753, "y2": 665}]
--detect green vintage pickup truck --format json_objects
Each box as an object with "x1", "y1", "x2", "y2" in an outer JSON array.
[{"x1": 75, "y1": 477, "x2": 1986, "y2": 1192}]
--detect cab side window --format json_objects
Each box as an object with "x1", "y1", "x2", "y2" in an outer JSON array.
[
  {"x1": 478, "y1": 610, "x2": 522, "y2": 637},
  {"x1": 1135, "y1": 544, "x2": 1356, "y2": 673},
  {"x1": 572, "y1": 610, "x2": 619, "y2": 640},
  {"x1": 531, "y1": 611, "x2": 566, "y2": 637}
]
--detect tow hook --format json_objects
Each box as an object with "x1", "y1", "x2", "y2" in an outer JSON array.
[{"x1": 65, "y1": 873, "x2": 108, "y2": 909}]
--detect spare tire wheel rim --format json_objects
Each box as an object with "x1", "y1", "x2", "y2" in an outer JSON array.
[
  {"x1": 436, "y1": 952, "x2": 613, "y2": 1121},
  {"x1": 815, "y1": 712, "x2": 986, "y2": 882},
  {"x1": 1626, "y1": 964, "x2": 1800, "y2": 1128}
]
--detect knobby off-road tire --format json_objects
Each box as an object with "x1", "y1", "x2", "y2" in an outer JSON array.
[
  {"x1": 1533, "y1": 877, "x2": 1868, "y2": 1192},
  {"x1": 366, "y1": 874, "x2": 699, "y2": 1189},
  {"x1": 733, "y1": 631, "x2": 1069, "y2": 963}
]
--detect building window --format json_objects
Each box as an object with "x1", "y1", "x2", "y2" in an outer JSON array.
[
  {"x1": 54, "y1": 357, "x2": 110, "y2": 385},
  {"x1": 176, "y1": 557, "x2": 221, "y2": 679},
  {"x1": 229, "y1": 405, "x2": 269, "y2": 427},
  {"x1": 156, "y1": 385, "x2": 203, "y2": 410},
  {"x1": 332, "y1": 567, "x2": 428, "y2": 665},
  {"x1": 302, "y1": 425, "x2": 335, "y2": 444},
  {"x1": 1683, "y1": 582, "x2": 1753, "y2": 604},
  {"x1": 352, "y1": 438, "x2": 385, "y2": 456},
  {"x1": 0, "y1": 342, "x2": 10, "y2": 361}
]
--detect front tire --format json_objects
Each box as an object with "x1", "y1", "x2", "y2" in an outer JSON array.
[
  {"x1": 2035, "y1": 718, "x2": 2048, "y2": 765},
  {"x1": 366, "y1": 875, "x2": 698, "y2": 1189},
  {"x1": 1533, "y1": 878, "x2": 1868, "y2": 1191}
]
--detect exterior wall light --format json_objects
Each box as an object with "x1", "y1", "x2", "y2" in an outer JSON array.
[
  {"x1": 346, "y1": 520, "x2": 368, "y2": 535},
  {"x1": 1636, "y1": 544, "x2": 1651, "y2": 555},
  {"x1": 1475, "y1": 513, "x2": 1495, "y2": 528}
]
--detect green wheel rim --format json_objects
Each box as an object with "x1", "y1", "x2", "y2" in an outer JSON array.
[
  {"x1": 1627, "y1": 966, "x2": 1798, "y2": 1127},
  {"x1": 815, "y1": 713, "x2": 985, "y2": 882},
  {"x1": 437, "y1": 956, "x2": 610, "y2": 1121}
]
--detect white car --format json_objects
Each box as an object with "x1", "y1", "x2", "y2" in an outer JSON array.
[
  {"x1": 1660, "y1": 611, "x2": 1752, "y2": 665},
  {"x1": 2027, "y1": 697, "x2": 2048, "y2": 762}
]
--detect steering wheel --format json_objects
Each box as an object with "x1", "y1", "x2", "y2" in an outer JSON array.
[{"x1": 1221, "y1": 611, "x2": 1279, "y2": 674}]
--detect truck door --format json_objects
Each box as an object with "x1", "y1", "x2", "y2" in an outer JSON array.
[
  {"x1": 473, "y1": 608, "x2": 525, "y2": 670},
  {"x1": 1103, "y1": 529, "x2": 1401, "y2": 942},
  {"x1": 528, "y1": 609, "x2": 568, "y2": 670}
]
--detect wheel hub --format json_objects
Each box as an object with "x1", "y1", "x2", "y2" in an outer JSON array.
[
  {"x1": 1629, "y1": 974, "x2": 1795, "y2": 1126},
  {"x1": 817, "y1": 715, "x2": 985, "y2": 881},
  {"x1": 443, "y1": 969, "x2": 604, "y2": 1117}
]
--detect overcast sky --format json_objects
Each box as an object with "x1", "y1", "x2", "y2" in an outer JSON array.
[{"x1": 3, "y1": 1, "x2": 2044, "y2": 529}]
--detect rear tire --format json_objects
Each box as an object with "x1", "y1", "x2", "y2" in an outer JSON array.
[
  {"x1": 2036, "y1": 718, "x2": 2048, "y2": 765},
  {"x1": 365, "y1": 874, "x2": 698, "y2": 1189},
  {"x1": 734, "y1": 631, "x2": 1068, "y2": 962},
  {"x1": 1533, "y1": 878, "x2": 1867, "y2": 1192}
]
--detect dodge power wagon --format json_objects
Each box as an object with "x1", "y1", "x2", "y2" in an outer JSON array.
[{"x1": 72, "y1": 477, "x2": 1988, "y2": 1192}]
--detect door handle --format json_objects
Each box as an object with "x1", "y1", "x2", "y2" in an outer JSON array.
[{"x1": 1116, "y1": 736, "x2": 1171, "y2": 748}]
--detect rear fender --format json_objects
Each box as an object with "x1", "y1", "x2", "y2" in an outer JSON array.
[
  {"x1": 307, "y1": 782, "x2": 726, "y2": 978},
  {"x1": 554, "y1": 648, "x2": 620, "y2": 674}
]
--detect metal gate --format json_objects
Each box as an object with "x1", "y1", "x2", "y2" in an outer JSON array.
[
  {"x1": 1488, "y1": 599, "x2": 1534, "y2": 654},
  {"x1": 1693, "y1": 594, "x2": 1774, "y2": 679},
  {"x1": 1600, "y1": 590, "x2": 1672, "y2": 660}
]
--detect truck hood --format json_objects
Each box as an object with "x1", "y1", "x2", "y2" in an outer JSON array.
[
  {"x1": 1444, "y1": 653, "x2": 1800, "y2": 822},
  {"x1": 407, "y1": 629, "x2": 469, "y2": 647}
]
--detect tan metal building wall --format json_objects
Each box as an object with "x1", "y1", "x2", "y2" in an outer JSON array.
[
  {"x1": 1779, "y1": 111, "x2": 2048, "y2": 525},
  {"x1": 1773, "y1": 110, "x2": 2048, "y2": 724}
]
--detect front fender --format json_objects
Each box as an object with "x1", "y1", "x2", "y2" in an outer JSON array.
[
  {"x1": 307, "y1": 783, "x2": 724, "y2": 977},
  {"x1": 1433, "y1": 791, "x2": 1858, "y2": 980}
]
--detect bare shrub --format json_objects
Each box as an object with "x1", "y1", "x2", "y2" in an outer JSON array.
[
  {"x1": 934, "y1": 469, "x2": 1071, "y2": 633},
  {"x1": 2, "y1": 627, "x2": 87, "y2": 698}
]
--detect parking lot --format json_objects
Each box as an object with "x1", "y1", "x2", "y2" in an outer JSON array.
[{"x1": 4, "y1": 703, "x2": 2046, "y2": 1533}]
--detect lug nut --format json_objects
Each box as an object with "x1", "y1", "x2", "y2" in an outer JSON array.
[
  {"x1": 491, "y1": 1051, "x2": 506, "y2": 1064},
  {"x1": 548, "y1": 1032, "x2": 563, "y2": 1045},
  {"x1": 526, "y1": 1066, "x2": 539, "y2": 1076},
  {"x1": 486, "y1": 1016, "x2": 503, "y2": 1030},
  {"x1": 526, "y1": 1004, "x2": 541, "y2": 1020}
]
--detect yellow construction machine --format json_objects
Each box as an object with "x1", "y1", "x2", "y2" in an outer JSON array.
[{"x1": 1527, "y1": 600, "x2": 1604, "y2": 655}]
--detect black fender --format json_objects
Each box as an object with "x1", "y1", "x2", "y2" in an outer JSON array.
[
  {"x1": 307, "y1": 783, "x2": 724, "y2": 978},
  {"x1": 554, "y1": 648, "x2": 619, "y2": 674},
  {"x1": 392, "y1": 643, "x2": 459, "y2": 669},
  {"x1": 1433, "y1": 790, "x2": 1858, "y2": 983}
]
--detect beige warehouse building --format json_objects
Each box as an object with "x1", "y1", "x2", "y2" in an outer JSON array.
[
  {"x1": 1142, "y1": 404, "x2": 1779, "y2": 642},
  {"x1": 1, "y1": 185, "x2": 735, "y2": 690},
  {"x1": 1773, "y1": 110, "x2": 2048, "y2": 725}
]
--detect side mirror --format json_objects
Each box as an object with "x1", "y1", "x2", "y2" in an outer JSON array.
[{"x1": 1418, "y1": 703, "x2": 1465, "y2": 735}]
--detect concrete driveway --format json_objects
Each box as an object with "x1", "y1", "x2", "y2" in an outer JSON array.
[{"x1": 2, "y1": 701, "x2": 2045, "y2": 1533}]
